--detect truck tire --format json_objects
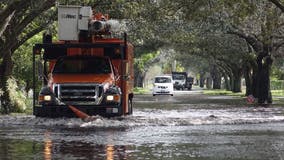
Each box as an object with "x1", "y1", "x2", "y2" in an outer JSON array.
[
  {"x1": 127, "y1": 93, "x2": 133, "y2": 115},
  {"x1": 128, "y1": 99, "x2": 133, "y2": 115}
]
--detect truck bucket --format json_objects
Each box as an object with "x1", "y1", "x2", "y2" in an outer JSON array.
[{"x1": 68, "y1": 105, "x2": 90, "y2": 120}]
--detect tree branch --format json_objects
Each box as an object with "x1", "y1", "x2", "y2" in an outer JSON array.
[
  {"x1": 269, "y1": 0, "x2": 284, "y2": 12},
  {"x1": 14, "y1": 0, "x2": 56, "y2": 36},
  {"x1": 227, "y1": 29, "x2": 263, "y2": 53},
  {"x1": 0, "y1": 11, "x2": 14, "y2": 37},
  {"x1": 0, "y1": 0, "x2": 29, "y2": 23}
]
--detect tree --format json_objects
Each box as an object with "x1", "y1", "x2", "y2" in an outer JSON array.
[
  {"x1": 183, "y1": 0, "x2": 284, "y2": 103},
  {"x1": 223, "y1": 1, "x2": 283, "y2": 103},
  {"x1": 0, "y1": 0, "x2": 56, "y2": 113}
]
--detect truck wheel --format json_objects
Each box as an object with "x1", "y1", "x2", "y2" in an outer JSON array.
[
  {"x1": 127, "y1": 93, "x2": 133, "y2": 115},
  {"x1": 128, "y1": 99, "x2": 133, "y2": 115}
]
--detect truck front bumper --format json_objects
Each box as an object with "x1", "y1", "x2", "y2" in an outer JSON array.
[
  {"x1": 174, "y1": 84, "x2": 185, "y2": 89},
  {"x1": 33, "y1": 104, "x2": 123, "y2": 118}
]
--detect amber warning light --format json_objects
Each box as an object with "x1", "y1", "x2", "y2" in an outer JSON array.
[{"x1": 34, "y1": 49, "x2": 41, "y2": 55}]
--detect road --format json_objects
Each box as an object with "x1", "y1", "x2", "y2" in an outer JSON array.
[{"x1": 0, "y1": 90, "x2": 284, "y2": 159}]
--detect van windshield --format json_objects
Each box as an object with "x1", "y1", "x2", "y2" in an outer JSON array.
[
  {"x1": 155, "y1": 77, "x2": 171, "y2": 83},
  {"x1": 53, "y1": 57, "x2": 111, "y2": 74}
]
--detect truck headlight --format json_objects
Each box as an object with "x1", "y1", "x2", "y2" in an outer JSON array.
[
  {"x1": 38, "y1": 86, "x2": 59, "y2": 105},
  {"x1": 106, "y1": 95, "x2": 114, "y2": 101},
  {"x1": 38, "y1": 95, "x2": 52, "y2": 103},
  {"x1": 44, "y1": 95, "x2": 51, "y2": 101},
  {"x1": 106, "y1": 94, "x2": 120, "y2": 103}
]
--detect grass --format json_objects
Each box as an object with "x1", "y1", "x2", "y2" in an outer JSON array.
[
  {"x1": 203, "y1": 89, "x2": 284, "y2": 97},
  {"x1": 203, "y1": 89, "x2": 245, "y2": 97},
  {"x1": 271, "y1": 90, "x2": 284, "y2": 97},
  {"x1": 202, "y1": 89, "x2": 284, "y2": 105},
  {"x1": 133, "y1": 87, "x2": 151, "y2": 94}
]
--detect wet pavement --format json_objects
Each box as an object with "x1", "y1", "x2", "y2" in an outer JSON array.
[{"x1": 0, "y1": 90, "x2": 284, "y2": 159}]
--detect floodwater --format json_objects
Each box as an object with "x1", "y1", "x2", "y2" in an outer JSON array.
[{"x1": 1, "y1": 91, "x2": 284, "y2": 159}]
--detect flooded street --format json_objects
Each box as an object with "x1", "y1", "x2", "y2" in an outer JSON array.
[{"x1": 1, "y1": 91, "x2": 284, "y2": 159}]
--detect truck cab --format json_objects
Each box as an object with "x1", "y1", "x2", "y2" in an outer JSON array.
[
  {"x1": 172, "y1": 72, "x2": 187, "y2": 90},
  {"x1": 32, "y1": 6, "x2": 134, "y2": 117}
]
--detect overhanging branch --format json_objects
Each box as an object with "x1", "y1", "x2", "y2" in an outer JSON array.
[{"x1": 269, "y1": 0, "x2": 284, "y2": 12}]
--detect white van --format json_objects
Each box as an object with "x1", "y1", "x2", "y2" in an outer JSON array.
[{"x1": 152, "y1": 75, "x2": 174, "y2": 96}]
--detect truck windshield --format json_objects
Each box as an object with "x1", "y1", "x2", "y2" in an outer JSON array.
[
  {"x1": 52, "y1": 57, "x2": 111, "y2": 74},
  {"x1": 172, "y1": 75, "x2": 185, "y2": 80},
  {"x1": 155, "y1": 77, "x2": 171, "y2": 83}
]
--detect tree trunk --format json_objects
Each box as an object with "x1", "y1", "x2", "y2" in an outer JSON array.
[
  {"x1": 212, "y1": 74, "x2": 221, "y2": 89},
  {"x1": 199, "y1": 72, "x2": 205, "y2": 88},
  {"x1": 134, "y1": 69, "x2": 146, "y2": 88},
  {"x1": 232, "y1": 76, "x2": 242, "y2": 93},
  {"x1": 206, "y1": 77, "x2": 212, "y2": 89},
  {"x1": 243, "y1": 63, "x2": 253, "y2": 96},
  {"x1": 256, "y1": 55, "x2": 273, "y2": 104},
  {"x1": 231, "y1": 67, "x2": 242, "y2": 93},
  {"x1": 223, "y1": 75, "x2": 231, "y2": 91},
  {"x1": 213, "y1": 77, "x2": 221, "y2": 89},
  {"x1": 211, "y1": 65, "x2": 221, "y2": 89},
  {"x1": 0, "y1": 51, "x2": 13, "y2": 114}
]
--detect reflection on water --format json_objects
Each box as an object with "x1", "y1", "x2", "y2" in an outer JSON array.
[
  {"x1": 41, "y1": 130, "x2": 128, "y2": 160},
  {"x1": 0, "y1": 123, "x2": 284, "y2": 159},
  {"x1": 106, "y1": 145, "x2": 114, "y2": 160},
  {"x1": 44, "y1": 131, "x2": 52, "y2": 160}
]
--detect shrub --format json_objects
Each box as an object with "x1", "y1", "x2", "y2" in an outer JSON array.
[
  {"x1": 270, "y1": 80, "x2": 284, "y2": 90},
  {"x1": 7, "y1": 77, "x2": 29, "y2": 113}
]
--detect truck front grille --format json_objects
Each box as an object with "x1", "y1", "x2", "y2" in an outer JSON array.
[{"x1": 54, "y1": 83, "x2": 104, "y2": 105}]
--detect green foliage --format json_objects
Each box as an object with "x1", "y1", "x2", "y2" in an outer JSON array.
[
  {"x1": 270, "y1": 80, "x2": 284, "y2": 90},
  {"x1": 175, "y1": 63, "x2": 185, "y2": 72},
  {"x1": 6, "y1": 77, "x2": 30, "y2": 113},
  {"x1": 271, "y1": 90, "x2": 284, "y2": 97},
  {"x1": 135, "y1": 51, "x2": 160, "y2": 71},
  {"x1": 271, "y1": 58, "x2": 284, "y2": 80},
  {"x1": 13, "y1": 34, "x2": 42, "y2": 92},
  {"x1": 133, "y1": 87, "x2": 150, "y2": 94},
  {"x1": 0, "y1": 89, "x2": 3, "y2": 97},
  {"x1": 11, "y1": 33, "x2": 43, "y2": 113}
]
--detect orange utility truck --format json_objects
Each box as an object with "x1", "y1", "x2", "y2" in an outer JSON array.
[{"x1": 32, "y1": 6, "x2": 134, "y2": 117}]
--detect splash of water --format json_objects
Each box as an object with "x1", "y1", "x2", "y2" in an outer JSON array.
[{"x1": 0, "y1": 107, "x2": 284, "y2": 128}]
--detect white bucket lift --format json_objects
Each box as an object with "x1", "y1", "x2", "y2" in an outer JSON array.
[{"x1": 58, "y1": 6, "x2": 92, "y2": 41}]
